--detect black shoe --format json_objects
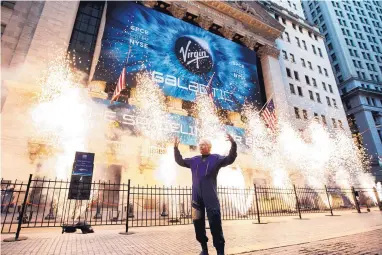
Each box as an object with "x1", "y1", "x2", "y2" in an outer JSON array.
[
  {"x1": 199, "y1": 251, "x2": 208, "y2": 255},
  {"x1": 216, "y1": 248, "x2": 224, "y2": 255}
]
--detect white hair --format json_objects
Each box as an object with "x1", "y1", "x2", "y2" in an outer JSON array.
[{"x1": 199, "y1": 138, "x2": 212, "y2": 148}]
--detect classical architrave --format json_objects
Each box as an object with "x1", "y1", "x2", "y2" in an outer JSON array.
[
  {"x1": 257, "y1": 45, "x2": 280, "y2": 59},
  {"x1": 195, "y1": 14, "x2": 214, "y2": 30},
  {"x1": 169, "y1": 3, "x2": 187, "y2": 19},
  {"x1": 220, "y1": 25, "x2": 235, "y2": 40},
  {"x1": 241, "y1": 35, "x2": 257, "y2": 50}
]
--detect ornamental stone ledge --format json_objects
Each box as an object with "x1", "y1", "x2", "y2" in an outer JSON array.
[
  {"x1": 195, "y1": 14, "x2": 214, "y2": 30},
  {"x1": 241, "y1": 35, "x2": 257, "y2": 50},
  {"x1": 169, "y1": 3, "x2": 187, "y2": 19},
  {"x1": 219, "y1": 25, "x2": 235, "y2": 40},
  {"x1": 142, "y1": 1, "x2": 157, "y2": 8},
  {"x1": 257, "y1": 45, "x2": 280, "y2": 59}
]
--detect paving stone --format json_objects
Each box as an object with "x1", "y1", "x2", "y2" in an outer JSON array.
[{"x1": 1, "y1": 211, "x2": 381, "y2": 255}]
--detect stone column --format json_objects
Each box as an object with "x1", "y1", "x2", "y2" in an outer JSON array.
[
  {"x1": 257, "y1": 45, "x2": 289, "y2": 121},
  {"x1": 88, "y1": 81, "x2": 108, "y2": 99},
  {"x1": 227, "y1": 111, "x2": 245, "y2": 128},
  {"x1": 24, "y1": 1, "x2": 80, "y2": 73},
  {"x1": 128, "y1": 88, "x2": 138, "y2": 106},
  {"x1": 1, "y1": 1, "x2": 46, "y2": 68},
  {"x1": 166, "y1": 96, "x2": 188, "y2": 116}
]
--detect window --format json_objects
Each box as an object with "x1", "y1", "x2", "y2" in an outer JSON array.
[
  {"x1": 305, "y1": 75, "x2": 310, "y2": 85},
  {"x1": 282, "y1": 50, "x2": 288, "y2": 60},
  {"x1": 290, "y1": 83, "x2": 296, "y2": 94},
  {"x1": 312, "y1": 45, "x2": 317, "y2": 54},
  {"x1": 314, "y1": 113, "x2": 319, "y2": 122},
  {"x1": 331, "y1": 53, "x2": 337, "y2": 61},
  {"x1": 68, "y1": 1, "x2": 105, "y2": 73},
  {"x1": 309, "y1": 90, "x2": 314, "y2": 100},
  {"x1": 299, "y1": 26, "x2": 303, "y2": 33},
  {"x1": 294, "y1": 71, "x2": 299, "y2": 80},
  {"x1": 292, "y1": 23, "x2": 297, "y2": 30},
  {"x1": 334, "y1": 64, "x2": 340, "y2": 73},
  {"x1": 302, "y1": 40, "x2": 307, "y2": 50},
  {"x1": 322, "y1": 82, "x2": 327, "y2": 91},
  {"x1": 296, "y1": 37, "x2": 301, "y2": 47},
  {"x1": 321, "y1": 115, "x2": 327, "y2": 125},
  {"x1": 366, "y1": 97, "x2": 371, "y2": 105},
  {"x1": 301, "y1": 58, "x2": 306, "y2": 67},
  {"x1": 285, "y1": 32, "x2": 290, "y2": 42},
  {"x1": 316, "y1": 93, "x2": 321, "y2": 103},
  {"x1": 308, "y1": 61, "x2": 313, "y2": 70},
  {"x1": 302, "y1": 110, "x2": 308, "y2": 120},
  {"x1": 345, "y1": 100, "x2": 351, "y2": 109},
  {"x1": 289, "y1": 53, "x2": 295, "y2": 63},
  {"x1": 312, "y1": 78, "x2": 317, "y2": 87},
  {"x1": 324, "y1": 68, "x2": 328, "y2": 76},
  {"x1": 282, "y1": 18, "x2": 286, "y2": 25},
  {"x1": 1, "y1": 1, "x2": 16, "y2": 9},
  {"x1": 1, "y1": 24, "x2": 5, "y2": 37},
  {"x1": 332, "y1": 98, "x2": 337, "y2": 108},
  {"x1": 326, "y1": 96, "x2": 331, "y2": 106},
  {"x1": 314, "y1": 34, "x2": 318, "y2": 41},
  {"x1": 318, "y1": 66, "x2": 322, "y2": 74},
  {"x1": 286, "y1": 68, "x2": 292, "y2": 78},
  {"x1": 328, "y1": 43, "x2": 333, "y2": 51},
  {"x1": 338, "y1": 120, "x2": 343, "y2": 129},
  {"x1": 294, "y1": 107, "x2": 300, "y2": 119},
  {"x1": 332, "y1": 118, "x2": 337, "y2": 128},
  {"x1": 297, "y1": 86, "x2": 303, "y2": 96},
  {"x1": 328, "y1": 84, "x2": 333, "y2": 93},
  {"x1": 371, "y1": 98, "x2": 376, "y2": 106}
]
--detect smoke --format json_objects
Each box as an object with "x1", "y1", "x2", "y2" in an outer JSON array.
[{"x1": 3, "y1": 52, "x2": 375, "y2": 193}]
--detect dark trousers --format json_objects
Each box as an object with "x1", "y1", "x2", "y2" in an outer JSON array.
[{"x1": 193, "y1": 202, "x2": 225, "y2": 252}]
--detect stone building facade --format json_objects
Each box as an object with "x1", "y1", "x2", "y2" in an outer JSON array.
[{"x1": 1, "y1": 1, "x2": 354, "y2": 185}]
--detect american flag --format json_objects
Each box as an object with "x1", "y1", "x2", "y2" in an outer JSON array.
[
  {"x1": 111, "y1": 67, "x2": 126, "y2": 102},
  {"x1": 260, "y1": 98, "x2": 278, "y2": 133}
]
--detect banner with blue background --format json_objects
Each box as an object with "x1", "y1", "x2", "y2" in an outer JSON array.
[
  {"x1": 93, "y1": 2, "x2": 262, "y2": 112},
  {"x1": 92, "y1": 98, "x2": 251, "y2": 151}
]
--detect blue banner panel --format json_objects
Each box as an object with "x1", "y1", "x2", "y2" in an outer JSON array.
[
  {"x1": 92, "y1": 98, "x2": 251, "y2": 151},
  {"x1": 94, "y1": 2, "x2": 262, "y2": 111}
]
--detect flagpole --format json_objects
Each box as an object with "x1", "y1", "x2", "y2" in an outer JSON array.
[
  {"x1": 258, "y1": 93, "x2": 274, "y2": 113},
  {"x1": 111, "y1": 46, "x2": 132, "y2": 103}
]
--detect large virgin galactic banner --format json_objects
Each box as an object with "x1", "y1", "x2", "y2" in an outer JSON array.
[{"x1": 94, "y1": 2, "x2": 262, "y2": 111}]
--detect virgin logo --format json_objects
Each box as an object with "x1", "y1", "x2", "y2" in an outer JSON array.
[
  {"x1": 179, "y1": 41, "x2": 209, "y2": 69},
  {"x1": 175, "y1": 36, "x2": 213, "y2": 74}
]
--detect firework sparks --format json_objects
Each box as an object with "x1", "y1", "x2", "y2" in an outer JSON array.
[{"x1": 24, "y1": 52, "x2": 376, "y2": 211}]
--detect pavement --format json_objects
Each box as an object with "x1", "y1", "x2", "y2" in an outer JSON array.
[
  {"x1": 242, "y1": 229, "x2": 382, "y2": 255},
  {"x1": 1, "y1": 210, "x2": 382, "y2": 255}
]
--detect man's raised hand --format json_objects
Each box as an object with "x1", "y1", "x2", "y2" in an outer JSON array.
[
  {"x1": 174, "y1": 136, "x2": 180, "y2": 148},
  {"x1": 226, "y1": 133, "x2": 234, "y2": 143}
]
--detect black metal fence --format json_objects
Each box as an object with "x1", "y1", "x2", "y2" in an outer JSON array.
[{"x1": 1, "y1": 175, "x2": 382, "y2": 237}]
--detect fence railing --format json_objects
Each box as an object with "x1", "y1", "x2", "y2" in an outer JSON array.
[{"x1": 1, "y1": 175, "x2": 382, "y2": 238}]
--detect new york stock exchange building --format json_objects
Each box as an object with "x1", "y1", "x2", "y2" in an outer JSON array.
[{"x1": 1, "y1": 1, "x2": 347, "y2": 186}]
